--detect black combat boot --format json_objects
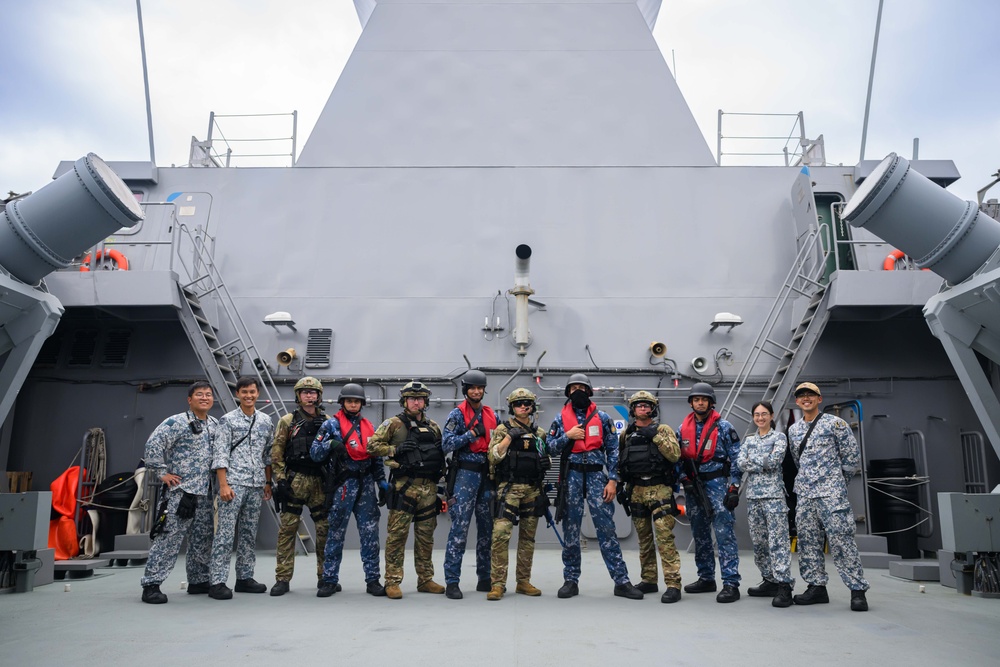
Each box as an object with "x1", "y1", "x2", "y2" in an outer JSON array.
[
  {"x1": 635, "y1": 581, "x2": 659, "y2": 594},
  {"x1": 234, "y1": 578, "x2": 267, "y2": 593},
  {"x1": 366, "y1": 580, "x2": 387, "y2": 597},
  {"x1": 850, "y1": 589, "x2": 869, "y2": 612},
  {"x1": 316, "y1": 582, "x2": 338, "y2": 598},
  {"x1": 748, "y1": 579, "x2": 780, "y2": 597},
  {"x1": 661, "y1": 587, "x2": 682, "y2": 603},
  {"x1": 141, "y1": 584, "x2": 167, "y2": 604},
  {"x1": 772, "y1": 583, "x2": 793, "y2": 608},
  {"x1": 446, "y1": 583, "x2": 463, "y2": 599},
  {"x1": 269, "y1": 580, "x2": 290, "y2": 596},
  {"x1": 186, "y1": 581, "x2": 210, "y2": 595},
  {"x1": 476, "y1": 579, "x2": 492, "y2": 592},
  {"x1": 716, "y1": 584, "x2": 740, "y2": 603},
  {"x1": 613, "y1": 582, "x2": 644, "y2": 600},
  {"x1": 209, "y1": 583, "x2": 233, "y2": 600},
  {"x1": 793, "y1": 584, "x2": 829, "y2": 605},
  {"x1": 683, "y1": 579, "x2": 717, "y2": 594},
  {"x1": 557, "y1": 581, "x2": 579, "y2": 598}
]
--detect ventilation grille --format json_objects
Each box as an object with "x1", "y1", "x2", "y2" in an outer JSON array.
[
  {"x1": 35, "y1": 331, "x2": 64, "y2": 368},
  {"x1": 100, "y1": 329, "x2": 133, "y2": 368},
  {"x1": 67, "y1": 329, "x2": 100, "y2": 367},
  {"x1": 305, "y1": 328, "x2": 333, "y2": 369}
]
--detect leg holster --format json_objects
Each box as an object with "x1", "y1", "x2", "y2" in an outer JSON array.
[
  {"x1": 629, "y1": 502, "x2": 652, "y2": 518},
  {"x1": 650, "y1": 497, "x2": 675, "y2": 522},
  {"x1": 413, "y1": 501, "x2": 440, "y2": 523}
]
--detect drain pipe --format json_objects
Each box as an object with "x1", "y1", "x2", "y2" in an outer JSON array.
[{"x1": 511, "y1": 244, "x2": 534, "y2": 357}]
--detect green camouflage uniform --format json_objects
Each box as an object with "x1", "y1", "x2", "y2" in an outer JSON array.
[
  {"x1": 621, "y1": 423, "x2": 682, "y2": 587},
  {"x1": 488, "y1": 420, "x2": 547, "y2": 590},
  {"x1": 272, "y1": 410, "x2": 329, "y2": 582},
  {"x1": 366, "y1": 412, "x2": 443, "y2": 588}
]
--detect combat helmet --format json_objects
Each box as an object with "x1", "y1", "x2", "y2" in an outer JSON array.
[
  {"x1": 461, "y1": 369, "x2": 488, "y2": 396},
  {"x1": 506, "y1": 387, "x2": 537, "y2": 414},
  {"x1": 294, "y1": 376, "x2": 323, "y2": 403},
  {"x1": 564, "y1": 373, "x2": 593, "y2": 397},
  {"x1": 399, "y1": 380, "x2": 432, "y2": 407},
  {"x1": 687, "y1": 382, "x2": 716, "y2": 405},
  {"x1": 627, "y1": 390, "x2": 659, "y2": 419},
  {"x1": 338, "y1": 383, "x2": 367, "y2": 406}
]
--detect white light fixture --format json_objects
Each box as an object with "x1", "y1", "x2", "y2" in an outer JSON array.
[
  {"x1": 710, "y1": 312, "x2": 743, "y2": 332},
  {"x1": 263, "y1": 311, "x2": 297, "y2": 331}
]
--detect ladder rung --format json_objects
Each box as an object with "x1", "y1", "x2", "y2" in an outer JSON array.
[{"x1": 764, "y1": 338, "x2": 794, "y2": 355}]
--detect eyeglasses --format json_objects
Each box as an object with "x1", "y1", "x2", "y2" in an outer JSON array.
[
  {"x1": 191, "y1": 392, "x2": 213, "y2": 399},
  {"x1": 512, "y1": 400, "x2": 534, "y2": 408},
  {"x1": 299, "y1": 389, "x2": 319, "y2": 395},
  {"x1": 752, "y1": 412, "x2": 770, "y2": 418}
]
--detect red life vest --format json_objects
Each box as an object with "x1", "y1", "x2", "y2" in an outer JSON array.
[
  {"x1": 561, "y1": 403, "x2": 603, "y2": 452},
  {"x1": 336, "y1": 410, "x2": 374, "y2": 461},
  {"x1": 457, "y1": 400, "x2": 497, "y2": 453},
  {"x1": 680, "y1": 411, "x2": 721, "y2": 463}
]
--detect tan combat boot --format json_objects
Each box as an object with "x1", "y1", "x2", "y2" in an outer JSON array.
[
  {"x1": 385, "y1": 584, "x2": 403, "y2": 599},
  {"x1": 487, "y1": 585, "x2": 505, "y2": 601},
  {"x1": 417, "y1": 580, "x2": 445, "y2": 594},
  {"x1": 515, "y1": 581, "x2": 541, "y2": 596}
]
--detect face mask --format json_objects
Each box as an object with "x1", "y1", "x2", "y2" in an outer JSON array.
[{"x1": 570, "y1": 390, "x2": 591, "y2": 410}]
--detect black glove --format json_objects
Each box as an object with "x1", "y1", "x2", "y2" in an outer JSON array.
[
  {"x1": 723, "y1": 484, "x2": 740, "y2": 511},
  {"x1": 471, "y1": 421, "x2": 487, "y2": 438},
  {"x1": 506, "y1": 426, "x2": 527, "y2": 440},
  {"x1": 636, "y1": 425, "x2": 658, "y2": 440},
  {"x1": 272, "y1": 479, "x2": 292, "y2": 505},
  {"x1": 330, "y1": 440, "x2": 347, "y2": 457}
]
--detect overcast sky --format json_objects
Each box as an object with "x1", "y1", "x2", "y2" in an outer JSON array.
[{"x1": 2, "y1": 0, "x2": 997, "y2": 202}]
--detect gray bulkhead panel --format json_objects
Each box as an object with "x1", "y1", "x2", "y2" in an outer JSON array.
[{"x1": 298, "y1": 0, "x2": 713, "y2": 167}]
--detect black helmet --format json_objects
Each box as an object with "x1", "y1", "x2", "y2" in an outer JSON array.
[
  {"x1": 461, "y1": 369, "x2": 488, "y2": 396},
  {"x1": 688, "y1": 382, "x2": 716, "y2": 404},
  {"x1": 564, "y1": 373, "x2": 593, "y2": 397},
  {"x1": 338, "y1": 383, "x2": 367, "y2": 406}
]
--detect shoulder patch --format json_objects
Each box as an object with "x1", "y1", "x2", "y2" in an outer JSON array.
[{"x1": 379, "y1": 419, "x2": 392, "y2": 429}]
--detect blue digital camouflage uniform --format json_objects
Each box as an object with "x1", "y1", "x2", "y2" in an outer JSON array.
[
  {"x1": 547, "y1": 406, "x2": 631, "y2": 585},
  {"x1": 442, "y1": 404, "x2": 495, "y2": 587},
  {"x1": 209, "y1": 407, "x2": 274, "y2": 585},
  {"x1": 310, "y1": 412, "x2": 385, "y2": 586},
  {"x1": 788, "y1": 413, "x2": 869, "y2": 592},
  {"x1": 141, "y1": 411, "x2": 219, "y2": 587},
  {"x1": 676, "y1": 414, "x2": 742, "y2": 587},
  {"x1": 737, "y1": 429, "x2": 793, "y2": 587}
]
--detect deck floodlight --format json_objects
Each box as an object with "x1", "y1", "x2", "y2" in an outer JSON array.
[
  {"x1": 710, "y1": 312, "x2": 743, "y2": 332},
  {"x1": 263, "y1": 311, "x2": 297, "y2": 331}
]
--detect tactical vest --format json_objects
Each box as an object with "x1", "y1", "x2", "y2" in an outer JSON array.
[
  {"x1": 395, "y1": 413, "x2": 445, "y2": 478},
  {"x1": 620, "y1": 424, "x2": 671, "y2": 481},
  {"x1": 496, "y1": 421, "x2": 546, "y2": 483},
  {"x1": 284, "y1": 409, "x2": 325, "y2": 472}
]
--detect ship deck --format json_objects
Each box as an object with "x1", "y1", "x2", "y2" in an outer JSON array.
[{"x1": 3, "y1": 547, "x2": 999, "y2": 665}]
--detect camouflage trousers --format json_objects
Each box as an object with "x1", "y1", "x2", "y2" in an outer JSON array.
[
  {"x1": 490, "y1": 482, "x2": 539, "y2": 588},
  {"x1": 444, "y1": 466, "x2": 494, "y2": 585},
  {"x1": 796, "y1": 495, "x2": 869, "y2": 591},
  {"x1": 747, "y1": 497, "x2": 794, "y2": 585},
  {"x1": 629, "y1": 483, "x2": 681, "y2": 588},
  {"x1": 275, "y1": 472, "x2": 329, "y2": 583},
  {"x1": 209, "y1": 484, "x2": 264, "y2": 584},
  {"x1": 384, "y1": 476, "x2": 439, "y2": 587},
  {"x1": 561, "y1": 469, "x2": 629, "y2": 585},
  {"x1": 141, "y1": 490, "x2": 213, "y2": 587},
  {"x1": 322, "y1": 476, "x2": 381, "y2": 585},
  {"x1": 687, "y1": 476, "x2": 741, "y2": 586}
]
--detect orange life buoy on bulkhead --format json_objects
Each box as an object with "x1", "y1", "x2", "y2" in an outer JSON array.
[
  {"x1": 80, "y1": 248, "x2": 129, "y2": 271},
  {"x1": 883, "y1": 249, "x2": 930, "y2": 272}
]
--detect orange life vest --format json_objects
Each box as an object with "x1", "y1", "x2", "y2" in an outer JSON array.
[
  {"x1": 561, "y1": 403, "x2": 603, "y2": 453},
  {"x1": 336, "y1": 410, "x2": 375, "y2": 461},
  {"x1": 680, "y1": 411, "x2": 721, "y2": 463}
]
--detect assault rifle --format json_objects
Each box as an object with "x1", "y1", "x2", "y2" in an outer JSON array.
[
  {"x1": 615, "y1": 479, "x2": 632, "y2": 517},
  {"x1": 681, "y1": 458, "x2": 715, "y2": 522}
]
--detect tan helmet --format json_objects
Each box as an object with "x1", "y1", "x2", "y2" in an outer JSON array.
[
  {"x1": 399, "y1": 380, "x2": 432, "y2": 407},
  {"x1": 628, "y1": 390, "x2": 659, "y2": 418},
  {"x1": 507, "y1": 387, "x2": 537, "y2": 414},
  {"x1": 294, "y1": 376, "x2": 323, "y2": 404}
]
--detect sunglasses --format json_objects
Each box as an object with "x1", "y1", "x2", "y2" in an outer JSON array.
[{"x1": 512, "y1": 400, "x2": 534, "y2": 408}]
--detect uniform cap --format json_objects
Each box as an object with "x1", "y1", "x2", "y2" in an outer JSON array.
[{"x1": 794, "y1": 382, "x2": 822, "y2": 397}]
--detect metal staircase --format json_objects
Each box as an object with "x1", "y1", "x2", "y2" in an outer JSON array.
[
  {"x1": 720, "y1": 225, "x2": 832, "y2": 431},
  {"x1": 171, "y1": 222, "x2": 313, "y2": 555}
]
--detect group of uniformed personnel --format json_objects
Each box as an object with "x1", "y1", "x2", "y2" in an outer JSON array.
[{"x1": 139, "y1": 372, "x2": 869, "y2": 612}]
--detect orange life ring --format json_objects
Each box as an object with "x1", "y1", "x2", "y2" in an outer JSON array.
[
  {"x1": 80, "y1": 248, "x2": 129, "y2": 271},
  {"x1": 883, "y1": 249, "x2": 930, "y2": 271}
]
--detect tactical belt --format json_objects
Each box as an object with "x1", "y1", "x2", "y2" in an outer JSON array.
[
  {"x1": 510, "y1": 475, "x2": 542, "y2": 485},
  {"x1": 568, "y1": 462, "x2": 604, "y2": 474},
  {"x1": 286, "y1": 460, "x2": 322, "y2": 475},
  {"x1": 632, "y1": 474, "x2": 672, "y2": 487},
  {"x1": 456, "y1": 460, "x2": 488, "y2": 474},
  {"x1": 697, "y1": 461, "x2": 731, "y2": 482}
]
